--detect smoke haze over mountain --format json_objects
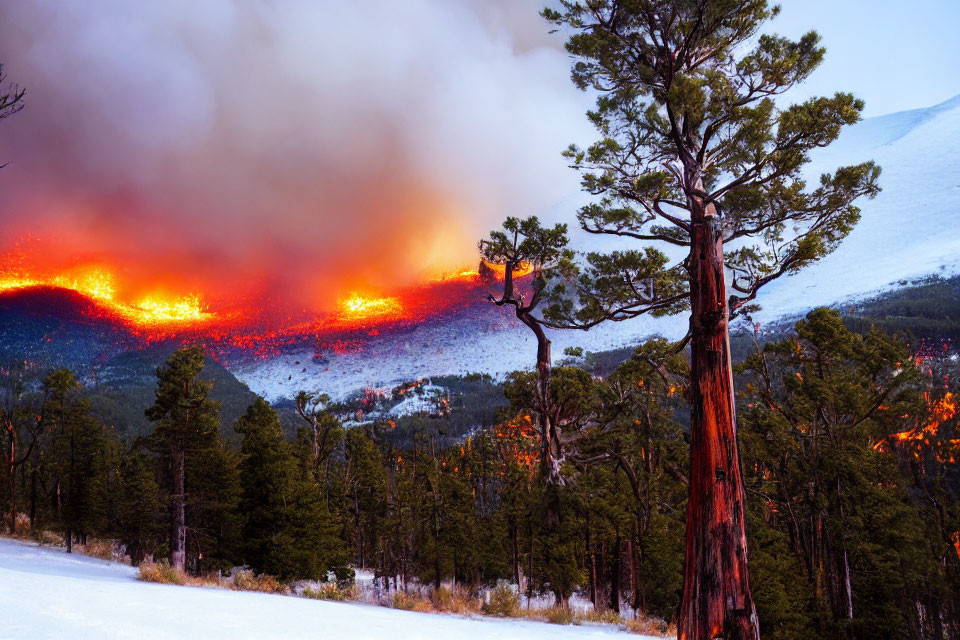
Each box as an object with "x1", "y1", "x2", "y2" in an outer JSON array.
[{"x1": 0, "y1": 0, "x2": 591, "y2": 309}]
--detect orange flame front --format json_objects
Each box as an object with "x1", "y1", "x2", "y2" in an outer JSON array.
[
  {"x1": 338, "y1": 293, "x2": 402, "y2": 322},
  {"x1": 0, "y1": 267, "x2": 214, "y2": 329},
  {"x1": 0, "y1": 252, "x2": 543, "y2": 350}
]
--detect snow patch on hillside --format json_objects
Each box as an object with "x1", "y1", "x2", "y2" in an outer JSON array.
[
  {"x1": 388, "y1": 384, "x2": 445, "y2": 416},
  {"x1": 232, "y1": 303, "x2": 676, "y2": 402},
  {"x1": 752, "y1": 93, "x2": 960, "y2": 321}
]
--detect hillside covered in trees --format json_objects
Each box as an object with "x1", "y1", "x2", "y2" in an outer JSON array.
[{"x1": 3, "y1": 298, "x2": 960, "y2": 639}]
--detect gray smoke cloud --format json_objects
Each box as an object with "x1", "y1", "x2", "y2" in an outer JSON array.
[{"x1": 0, "y1": 0, "x2": 591, "y2": 309}]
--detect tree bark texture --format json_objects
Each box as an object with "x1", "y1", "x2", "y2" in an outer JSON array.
[{"x1": 678, "y1": 187, "x2": 759, "y2": 640}]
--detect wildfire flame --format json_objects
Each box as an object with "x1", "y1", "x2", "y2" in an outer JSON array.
[
  {"x1": 0, "y1": 252, "x2": 542, "y2": 352},
  {"x1": 338, "y1": 293, "x2": 402, "y2": 321},
  {"x1": 480, "y1": 259, "x2": 534, "y2": 279},
  {"x1": 0, "y1": 268, "x2": 214, "y2": 328},
  {"x1": 430, "y1": 259, "x2": 534, "y2": 283},
  {"x1": 494, "y1": 414, "x2": 540, "y2": 474}
]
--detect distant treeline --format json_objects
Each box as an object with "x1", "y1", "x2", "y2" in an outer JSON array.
[{"x1": 842, "y1": 275, "x2": 960, "y2": 344}]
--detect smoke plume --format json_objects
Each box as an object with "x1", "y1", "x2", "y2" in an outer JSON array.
[{"x1": 0, "y1": 0, "x2": 591, "y2": 312}]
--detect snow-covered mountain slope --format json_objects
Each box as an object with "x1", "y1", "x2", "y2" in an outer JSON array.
[
  {"x1": 0, "y1": 538, "x2": 646, "y2": 640},
  {"x1": 752, "y1": 93, "x2": 960, "y2": 321},
  {"x1": 229, "y1": 301, "x2": 672, "y2": 402},
  {"x1": 233, "y1": 95, "x2": 960, "y2": 401}
]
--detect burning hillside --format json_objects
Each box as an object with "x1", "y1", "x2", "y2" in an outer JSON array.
[
  {"x1": 0, "y1": 268, "x2": 214, "y2": 328},
  {"x1": 0, "y1": 253, "x2": 539, "y2": 359}
]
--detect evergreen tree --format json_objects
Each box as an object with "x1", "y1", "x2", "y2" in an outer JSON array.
[
  {"x1": 0, "y1": 360, "x2": 41, "y2": 534},
  {"x1": 343, "y1": 428, "x2": 388, "y2": 571},
  {"x1": 146, "y1": 346, "x2": 220, "y2": 571},
  {"x1": 116, "y1": 450, "x2": 162, "y2": 566},
  {"x1": 739, "y1": 308, "x2": 947, "y2": 638},
  {"x1": 592, "y1": 340, "x2": 689, "y2": 617},
  {"x1": 236, "y1": 397, "x2": 291, "y2": 576},
  {"x1": 479, "y1": 217, "x2": 574, "y2": 486},
  {"x1": 236, "y1": 397, "x2": 344, "y2": 581},
  {"x1": 188, "y1": 443, "x2": 241, "y2": 573},
  {"x1": 537, "y1": 3, "x2": 881, "y2": 637},
  {"x1": 43, "y1": 369, "x2": 111, "y2": 550},
  {"x1": 294, "y1": 391, "x2": 343, "y2": 475}
]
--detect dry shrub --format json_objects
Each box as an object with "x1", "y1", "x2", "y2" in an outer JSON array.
[
  {"x1": 544, "y1": 607, "x2": 577, "y2": 626},
  {"x1": 436, "y1": 586, "x2": 481, "y2": 615},
  {"x1": 482, "y1": 585, "x2": 519, "y2": 618},
  {"x1": 580, "y1": 609, "x2": 622, "y2": 625},
  {"x1": 412, "y1": 598, "x2": 435, "y2": 613},
  {"x1": 193, "y1": 572, "x2": 233, "y2": 590},
  {"x1": 623, "y1": 617, "x2": 675, "y2": 637},
  {"x1": 137, "y1": 562, "x2": 235, "y2": 589},
  {"x1": 390, "y1": 591, "x2": 434, "y2": 613},
  {"x1": 81, "y1": 539, "x2": 116, "y2": 561},
  {"x1": 303, "y1": 583, "x2": 355, "y2": 602},
  {"x1": 391, "y1": 592, "x2": 415, "y2": 610},
  {"x1": 33, "y1": 530, "x2": 64, "y2": 546},
  {"x1": 233, "y1": 569, "x2": 285, "y2": 594},
  {"x1": 14, "y1": 513, "x2": 30, "y2": 532},
  {"x1": 137, "y1": 562, "x2": 186, "y2": 585}
]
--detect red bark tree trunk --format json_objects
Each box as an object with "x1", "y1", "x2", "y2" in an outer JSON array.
[{"x1": 678, "y1": 191, "x2": 759, "y2": 640}]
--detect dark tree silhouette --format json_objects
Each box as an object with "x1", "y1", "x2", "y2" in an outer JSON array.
[{"x1": 0, "y1": 63, "x2": 24, "y2": 168}]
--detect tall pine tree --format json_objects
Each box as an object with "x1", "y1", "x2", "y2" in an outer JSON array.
[
  {"x1": 146, "y1": 346, "x2": 219, "y2": 572},
  {"x1": 236, "y1": 397, "x2": 344, "y2": 581},
  {"x1": 116, "y1": 450, "x2": 162, "y2": 566},
  {"x1": 540, "y1": 3, "x2": 881, "y2": 638}
]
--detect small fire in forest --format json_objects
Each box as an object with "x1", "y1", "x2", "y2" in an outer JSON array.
[
  {"x1": 431, "y1": 268, "x2": 481, "y2": 283},
  {"x1": 875, "y1": 392, "x2": 958, "y2": 459},
  {"x1": 480, "y1": 259, "x2": 534, "y2": 280},
  {"x1": 430, "y1": 259, "x2": 534, "y2": 284},
  {"x1": 494, "y1": 413, "x2": 540, "y2": 473}
]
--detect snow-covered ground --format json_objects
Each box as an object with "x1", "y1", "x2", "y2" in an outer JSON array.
[
  {"x1": 1, "y1": 538, "x2": 651, "y2": 640},
  {"x1": 233, "y1": 94, "x2": 960, "y2": 402}
]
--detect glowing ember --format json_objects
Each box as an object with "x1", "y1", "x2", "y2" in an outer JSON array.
[
  {"x1": 875, "y1": 392, "x2": 958, "y2": 459},
  {"x1": 128, "y1": 295, "x2": 210, "y2": 324},
  {"x1": 338, "y1": 293, "x2": 402, "y2": 321},
  {"x1": 480, "y1": 259, "x2": 534, "y2": 279},
  {"x1": 431, "y1": 268, "x2": 481, "y2": 283},
  {"x1": 494, "y1": 413, "x2": 540, "y2": 473}
]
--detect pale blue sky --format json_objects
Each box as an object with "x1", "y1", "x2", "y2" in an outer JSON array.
[{"x1": 772, "y1": 0, "x2": 960, "y2": 116}]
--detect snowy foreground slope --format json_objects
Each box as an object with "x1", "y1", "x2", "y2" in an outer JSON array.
[
  {"x1": 1, "y1": 538, "x2": 648, "y2": 640},
  {"x1": 232, "y1": 94, "x2": 960, "y2": 402}
]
